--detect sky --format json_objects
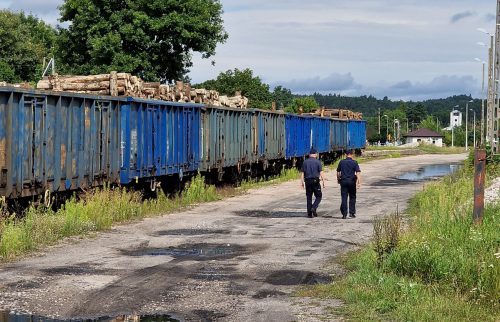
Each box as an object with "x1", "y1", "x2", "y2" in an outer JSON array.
[{"x1": 0, "y1": 0, "x2": 497, "y2": 101}]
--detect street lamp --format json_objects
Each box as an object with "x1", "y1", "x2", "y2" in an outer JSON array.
[
  {"x1": 394, "y1": 119, "x2": 400, "y2": 145},
  {"x1": 470, "y1": 108, "x2": 476, "y2": 148},
  {"x1": 465, "y1": 99, "x2": 473, "y2": 151},
  {"x1": 477, "y1": 27, "x2": 495, "y2": 146},
  {"x1": 383, "y1": 114, "x2": 389, "y2": 142}
]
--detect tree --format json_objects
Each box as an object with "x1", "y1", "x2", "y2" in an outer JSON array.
[
  {"x1": 196, "y1": 68, "x2": 273, "y2": 109},
  {"x1": 57, "y1": 0, "x2": 228, "y2": 82},
  {"x1": 0, "y1": 10, "x2": 56, "y2": 83},
  {"x1": 285, "y1": 97, "x2": 320, "y2": 114},
  {"x1": 407, "y1": 103, "x2": 427, "y2": 125},
  {"x1": 272, "y1": 86, "x2": 293, "y2": 110},
  {"x1": 420, "y1": 116, "x2": 440, "y2": 132}
]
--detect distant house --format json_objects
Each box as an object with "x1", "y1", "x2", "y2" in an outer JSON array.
[{"x1": 404, "y1": 128, "x2": 444, "y2": 147}]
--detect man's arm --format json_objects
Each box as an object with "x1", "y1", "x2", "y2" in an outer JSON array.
[
  {"x1": 336, "y1": 160, "x2": 342, "y2": 183},
  {"x1": 301, "y1": 172, "x2": 305, "y2": 189},
  {"x1": 355, "y1": 163, "x2": 361, "y2": 188}
]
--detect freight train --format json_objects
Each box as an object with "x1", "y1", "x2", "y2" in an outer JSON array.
[{"x1": 0, "y1": 87, "x2": 366, "y2": 200}]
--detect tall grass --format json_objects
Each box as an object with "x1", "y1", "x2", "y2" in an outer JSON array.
[
  {"x1": 302, "y1": 165, "x2": 500, "y2": 321},
  {"x1": 387, "y1": 171, "x2": 500, "y2": 303},
  {"x1": 0, "y1": 174, "x2": 220, "y2": 261},
  {"x1": 239, "y1": 167, "x2": 300, "y2": 190}
]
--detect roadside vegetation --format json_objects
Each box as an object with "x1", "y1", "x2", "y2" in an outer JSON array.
[
  {"x1": 0, "y1": 166, "x2": 305, "y2": 261},
  {"x1": 301, "y1": 163, "x2": 500, "y2": 321},
  {"x1": 0, "y1": 175, "x2": 219, "y2": 260}
]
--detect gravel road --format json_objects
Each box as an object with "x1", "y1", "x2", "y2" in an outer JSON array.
[{"x1": 0, "y1": 154, "x2": 467, "y2": 321}]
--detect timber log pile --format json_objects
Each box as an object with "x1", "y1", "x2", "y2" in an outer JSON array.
[
  {"x1": 305, "y1": 107, "x2": 363, "y2": 120},
  {"x1": 36, "y1": 72, "x2": 249, "y2": 109}
]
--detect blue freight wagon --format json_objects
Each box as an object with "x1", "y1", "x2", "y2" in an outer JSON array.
[
  {"x1": 199, "y1": 106, "x2": 254, "y2": 173},
  {"x1": 119, "y1": 98, "x2": 202, "y2": 185},
  {"x1": 285, "y1": 114, "x2": 311, "y2": 159},
  {"x1": 330, "y1": 119, "x2": 348, "y2": 151},
  {"x1": 0, "y1": 86, "x2": 367, "y2": 200},
  {"x1": 0, "y1": 87, "x2": 122, "y2": 198},
  {"x1": 347, "y1": 120, "x2": 367, "y2": 150},
  {"x1": 310, "y1": 117, "x2": 331, "y2": 153},
  {"x1": 254, "y1": 110, "x2": 285, "y2": 163}
]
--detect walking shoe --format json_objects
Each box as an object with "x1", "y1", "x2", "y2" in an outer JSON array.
[
  {"x1": 349, "y1": 214, "x2": 356, "y2": 218},
  {"x1": 307, "y1": 211, "x2": 313, "y2": 218},
  {"x1": 342, "y1": 215, "x2": 347, "y2": 219},
  {"x1": 312, "y1": 208, "x2": 318, "y2": 217}
]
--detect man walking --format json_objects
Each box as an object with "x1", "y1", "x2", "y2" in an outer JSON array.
[
  {"x1": 337, "y1": 150, "x2": 361, "y2": 219},
  {"x1": 301, "y1": 148, "x2": 325, "y2": 218}
]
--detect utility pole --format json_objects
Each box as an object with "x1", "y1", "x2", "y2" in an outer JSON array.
[
  {"x1": 378, "y1": 108, "x2": 381, "y2": 135},
  {"x1": 494, "y1": 0, "x2": 500, "y2": 153},
  {"x1": 481, "y1": 62, "x2": 485, "y2": 146},
  {"x1": 487, "y1": 34, "x2": 495, "y2": 148}
]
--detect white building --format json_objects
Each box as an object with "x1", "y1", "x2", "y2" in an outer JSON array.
[
  {"x1": 404, "y1": 128, "x2": 444, "y2": 147},
  {"x1": 450, "y1": 110, "x2": 462, "y2": 128}
]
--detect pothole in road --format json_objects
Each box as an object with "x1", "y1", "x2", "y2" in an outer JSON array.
[
  {"x1": 0, "y1": 312, "x2": 181, "y2": 322},
  {"x1": 154, "y1": 228, "x2": 231, "y2": 236},
  {"x1": 252, "y1": 289, "x2": 287, "y2": 299},
  {"x1": 265, "y1": 270, "x2": 332, "y2": 286},
  {"x1": 122, "y1": 243, "x2": 261, "y2": 261},
  {"x1": 191, "y1": 310, "x2": 228, "y2": 322},
  {"x1": 294, "y1": 250, "x2": 317, "y2": 257},
  {"x1": 191, "y1": 266, "x2": 239, "y2": 281},
  {"x1": 235, "y1": 210, "x2": 306, "y2": 218},
  {"x1": 41, "y1": 265, "x2": 108, "y2": 276}
]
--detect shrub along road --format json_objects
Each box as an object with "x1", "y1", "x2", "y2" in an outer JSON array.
[{"x1": 0, "y1": 154, "x2": 466, "y2": 321}]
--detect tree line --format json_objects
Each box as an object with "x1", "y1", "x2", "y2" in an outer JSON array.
[{"x1": 0, "y1": 0, "x2": 228, "y2": 84}]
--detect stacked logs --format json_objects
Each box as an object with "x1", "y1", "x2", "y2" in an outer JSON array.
[
  {"x1": 305, "y1": 107, "x2": 363, "y2": 120},
  {"x1": 36, "y1": 72, "x2": 249, "y2": 108}
]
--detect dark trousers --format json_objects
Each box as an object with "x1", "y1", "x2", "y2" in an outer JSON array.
[
  {"x1": 340, "y1": 179, "x2": 357, "y2": 216},
  {"x1": 305, "y1": 178, "x2": 322, "y2": 213}
]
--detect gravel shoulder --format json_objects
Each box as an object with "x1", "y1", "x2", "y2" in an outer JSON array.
[{"x1": 0, "y1": 154, "x2": 467, "y2": 321}]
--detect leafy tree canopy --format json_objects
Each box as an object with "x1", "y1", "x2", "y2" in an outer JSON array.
[
  {"x1": 195, "y1": 68, "x2": 273, "y2": 109},
  {"x1": 285, "y1": 96, "x2": 320, "y2": 113},
  {"x1": 0, "y1": 10, "x2": 56, "y2": 83},
  {"x1": 57, "y1": 0, "x2": 228, "y2": 82},
  {"x1": 272, "y1": 86, "x2": 294, "y2": 110}
]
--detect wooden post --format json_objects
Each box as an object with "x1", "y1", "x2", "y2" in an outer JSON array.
[{"x1": 473, "y1": 148, "x2": 486, "y2": 224}]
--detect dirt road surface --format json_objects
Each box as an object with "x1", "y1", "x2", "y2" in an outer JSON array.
[{"x1": 0, "y1": 154, "x2": 466, "y2": 321}]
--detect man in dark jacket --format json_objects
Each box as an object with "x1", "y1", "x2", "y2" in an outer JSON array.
[
  {"x1": 300, "y1": 148, "x2": 325, "y2": 218},
  {"x1": 337, "y1": 150, "x2": 361, "y2": 219}
]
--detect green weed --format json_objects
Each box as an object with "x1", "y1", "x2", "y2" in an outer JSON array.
[{"x1": 304, "y1": 165, "x2": 500, "y2": 321}]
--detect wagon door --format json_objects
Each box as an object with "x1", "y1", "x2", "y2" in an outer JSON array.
[{"x1": 31, "y1": 96, "x2": 45, "y2": 190}]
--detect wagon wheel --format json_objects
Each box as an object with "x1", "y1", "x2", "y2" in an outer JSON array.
[{"x1": 44, "y1": 190, "x2": 52, "y2": 208}]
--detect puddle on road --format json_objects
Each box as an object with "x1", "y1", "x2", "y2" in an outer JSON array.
[
  {"x1": 397, "y1": 163, "x2": 461, "y2": 181},
  {"x1": 154, "y1": 228, "x2": 230, "y2": 236},
  {"x1": 0, "y1": 312, "x2": 180, "y2": 322},
  {"x1": 122, "y1": 243, "x2": 255, "y2": 261},
  {"x1": 265, "y1": 270, "x2": 332, "y2": 286}
]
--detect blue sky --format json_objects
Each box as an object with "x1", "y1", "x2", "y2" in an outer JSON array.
[{"x1": 0, "y1": 0, "x2": 496, "y2": 100}]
